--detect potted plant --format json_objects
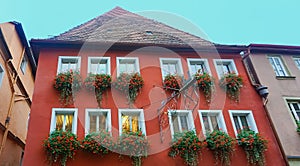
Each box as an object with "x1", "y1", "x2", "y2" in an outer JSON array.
[
  {"x1": 194, "y1": 72, "x2": 214, "y2": 103},
  {"x1": 169, "y1": 130, "x2": 203, "y2": 166},
  {"x1": 206, "y1": 130, "x2": 235, "y2": 166},
  {"x1": 53, "y1": 70, "x2": 82, "y2": 105},
  {"x1": 117, "y1": 131, "x2": 149, "y2": 166},
  {"x1": 114, "y1": 73, "x2": 144, "y2": 105},
  {"x1": 81, "y1": 131, "x2": 115, "y2": 156},
  {"x1": 84, "y1": 73, "x2": 111, "y2": 107},
  {"x1": 219, "y1": 72, "x2": 243, "y2": 102},
  {"x1": 43, "y1": 130, "x2": 80, "y2": 166},
  {"x1": 237, "y1": 130, "x2": 268, "y2": 166},
  {"x1": 163, "y1": 74, "x2": 181, "y2": 93}
]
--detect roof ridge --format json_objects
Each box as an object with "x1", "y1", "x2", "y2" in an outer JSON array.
[{"x1": 51, "y1": 6, "x2": 133, "y2": 40}]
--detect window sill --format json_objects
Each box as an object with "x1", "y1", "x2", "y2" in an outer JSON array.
[{"x1": 276, "y1": 76, "x2": 296, "y2": 80}]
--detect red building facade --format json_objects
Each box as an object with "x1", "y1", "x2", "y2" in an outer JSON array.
[{"x1": 23, "y1": 7, "x2": 286, "y2": 165}]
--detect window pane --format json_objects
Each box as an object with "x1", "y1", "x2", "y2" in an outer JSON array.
[
  {"x1": 210, "y1": 115, "x2": 219, "y2": 131},
  {"x1": 61, "y1": 64, "x2": 69, "y2": 72},
  {"x1": 202, "y1": 115, "x2": 210, "y2": 132},
  {"x1": 98, "y1": 113, "x2": 107, "y2": 131},
  {"x1": 65, "y1": 114, "x2": 73, "y2": 131},
  {"x1": 119, "y1": 64, "x2": 126, "y2": 74},
  {"x1": 89, "y1": 115, "x2": 97, "y2": 133},
  {"x1": 55, "y1": 115, "x2": 64, "y2": 131},
  {"x1": 169, "y1": 64, "x2": 177, "y2": 75},
  {"x1": 122, "y1": 114, "x2": 130, "y2": 133},
  {"x1": 222, "y1": 64, "x2": 230, "y2": 74},
  {"x1": 233, "y1": 116, "x2": 241, "y2": 131},
  {"x1": 240, "y1": 116, "x2": 249, "y2": 130},
  {"x1": 131, "y1": 116, "x2": 139, "y2": 132},
  {"x1": 172, "y1": 115, "x2": 180, "y2": 133},
  {"x1": 180, "y1": 115, "x2": 188, "y2": 131},
  {"x1": 98, "y1": 63, "x2": 107, "y2": 74}
]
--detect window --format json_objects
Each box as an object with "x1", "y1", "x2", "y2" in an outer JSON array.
[
  {"x1": 229, "y1": 110, "x2": 258, "y2": 136},
  {"x1": 168, "y1": 110, "x2": 195, "y2": 137},
  {"x1": 118, "y1": 109, "x2": 146, "y2": 135},
  {"x1": 160, "y1": 58, "x2": 183, "y2": 78},
  {"x1": 117, "y1": 57, "x2": 140, "y2": 76},
  {"x1": 20, "y1": 56, "x2": 27, "y2": 74},
  {"x1": 0, "y1": 64, "x2": 4, "y2": 88},
  {"x1": 187, "y1": 58, "x2": 210, "y2": 76},
  {"x1": 293, "y1": 57, "x2": 300, "y2": 70},
  {"x1": 287, "y1": 100, "x2": 300, "y2": 122},
  {"x1": 267, "y1": 56, "x2": 288, "y2": 76},
  {"x1": 214, "y1": 59, "x2": 238, "y2": 79},
  {"x1": 57, "y1": 56, "x2": 81, "y2": 74},
  {"x1": 50, "y1": 108, "x2": 78, "y2": 134},
  {"x1": 199, "y1": 110, "x2": 227, "y2": 136},
  {"x1": 88, "y1": 57, "x2": 110, "y2": 74},
  {"x1": 85, "y1": 109, "x2": 111, "y2": 135}
]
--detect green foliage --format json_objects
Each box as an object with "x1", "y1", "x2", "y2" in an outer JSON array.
[
  {"x1": 43, "y1": 130, "x2": 80, "y2": 166},
  {"x1": 114, "y1": 73, "x2": 144, "y2": 104},
  {"x1": 53, "y1": 70, "x2": 82, "y2": 105},
  {"x1": 169, "y1": 131, "x2": 203, "y2": 166},
  {"x1": 84, "y1": 73, "x2": 111, "y2": 107},
  {"x1": 81, "y1": 131, "x2": 115, "y2": 156},
  {"x1": 238, "y1": 130, "x2": 268, "y2": 166},
  {"x1": 194, "y1": 72, "x2": 214, "y2": 103},
  {"x1": 219, "y1": 72, "x2": 243, "y2": 102},
  {"x1": 206, "y1": 130, "x2": 235, "y2": 166},
  {"x1": 297, "y1": 121, "x2": 300, "y2": 133},
  {"x1": 117, "y1": 131, "x2": 149, "y2": 166}
]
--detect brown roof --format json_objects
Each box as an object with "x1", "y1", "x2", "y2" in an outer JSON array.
[{"x1": 50, "y1": 7, "x2": 212, "y2": 47}]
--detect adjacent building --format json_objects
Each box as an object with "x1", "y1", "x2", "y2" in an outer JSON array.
[
  {"x1": 243, "y1": 44, "x2": 300, "y2": 166},
  {"x1": 23, "y1": 7, "x2": 286, "y2": 165},
  {"x1": 0, "y1": 22, "x2": 36, "y2": 165}
]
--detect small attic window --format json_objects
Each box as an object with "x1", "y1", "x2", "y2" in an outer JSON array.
[{"x1": 145, "y1": 31, "x2": 153, "y2": 35}]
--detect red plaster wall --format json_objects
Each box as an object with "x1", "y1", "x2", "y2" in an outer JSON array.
[{"x1": 23, "y1": 48, "x2": 286, "y2": 166}]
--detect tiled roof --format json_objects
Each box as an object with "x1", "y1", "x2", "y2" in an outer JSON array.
[{"x1": 50, "y1": 7, "x2": 212, "y2": 46}]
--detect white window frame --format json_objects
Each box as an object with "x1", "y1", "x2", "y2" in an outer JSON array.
[
  {"x1": 20, "y1": 55, "x2": 27, "y2": 74},
  {"x1": 213, "y1": 59, "x2": 238, "y2": 79},
  {"x1": 293, "y1": 57, "x2": 300, "y2": 70},
  {"x1": 85, "y1": 109, "x2": 111, "y2": 135},
  {"x1": 168, "y1": 110, "x2": 195, "y2": 138},
  {"x1": 87, "y1": 57, "x2": 111, "y2": 74},
  {"x1": 284, "y1": 97, "x2": 300, "y2": 124},
  {"x1": 118, "y1": 109, "x2": 146, "y2": 136},
  {"x1": 187, "y1": 58, "x2": 211, "y2": 77},
  {"x1": 198, "y1": 110, "x2": 227, "y2": 136},
  {"x1": 159, "y1": 58, "x2": 184, "y2": 79},
  {"x1": 57, "y1": 56, "x2": 81, "y2": 74},
  {"x1": 0, "y1": 64, "x2": 4, "y2": 88},
  {"x1": 267, "y1": 56, "x2": 288, "y2": 76},
  {"x1": 116, "y1": 57, "x2": 140, "y2": 76},
  {"x1": 50, "y1": 108, "x2": 78, "y2": 134},
  {"x1": 229, "y1": 110, "x2": 258, "y2": 137}
]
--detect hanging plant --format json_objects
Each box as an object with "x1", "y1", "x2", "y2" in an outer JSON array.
[
  {"x1": 117, "y1": 131, "x2": 149, "y2": 166},
  {"x1": 206, "y1": 130, "x2": 235, "y2": 166},
  {"x1": 169, "y1": 131, "x2": 204, "y2": 166},
  {"x1": 219, "y1": 72, "x2": 243, "y2": 102},
  {"x1": 194, "y1": 72, "x2": 214, "y2": 103},
  {"x1": 163, "y1": 74, "x2": 181, "y2": 93},
  {"x1": 84, "y1": 73, "x2": 111, "y2": 107},
  {"x1": 81, "y1": 131, "x2": 115, "y2": 156},
  {"x1": 53, "y1": 70, "x2": 82, "y2": 106},
  {"x1": 43, "y1": 130, "x2": 80, "y2": 166},
  {"x1": 237, "y1": 130, "x2": 268, "y2": 166},
  {"x1": 114, "y1": 73, "x2": 144, "y2": 104}
]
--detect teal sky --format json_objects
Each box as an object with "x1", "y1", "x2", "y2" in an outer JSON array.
[{"x1": 1, "y1": 0, "x2": 300, "y2": 46}]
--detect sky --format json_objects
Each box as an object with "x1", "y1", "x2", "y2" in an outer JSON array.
[{"x1": 1, "y1": 0, "x2": 300, "y2": 46}]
